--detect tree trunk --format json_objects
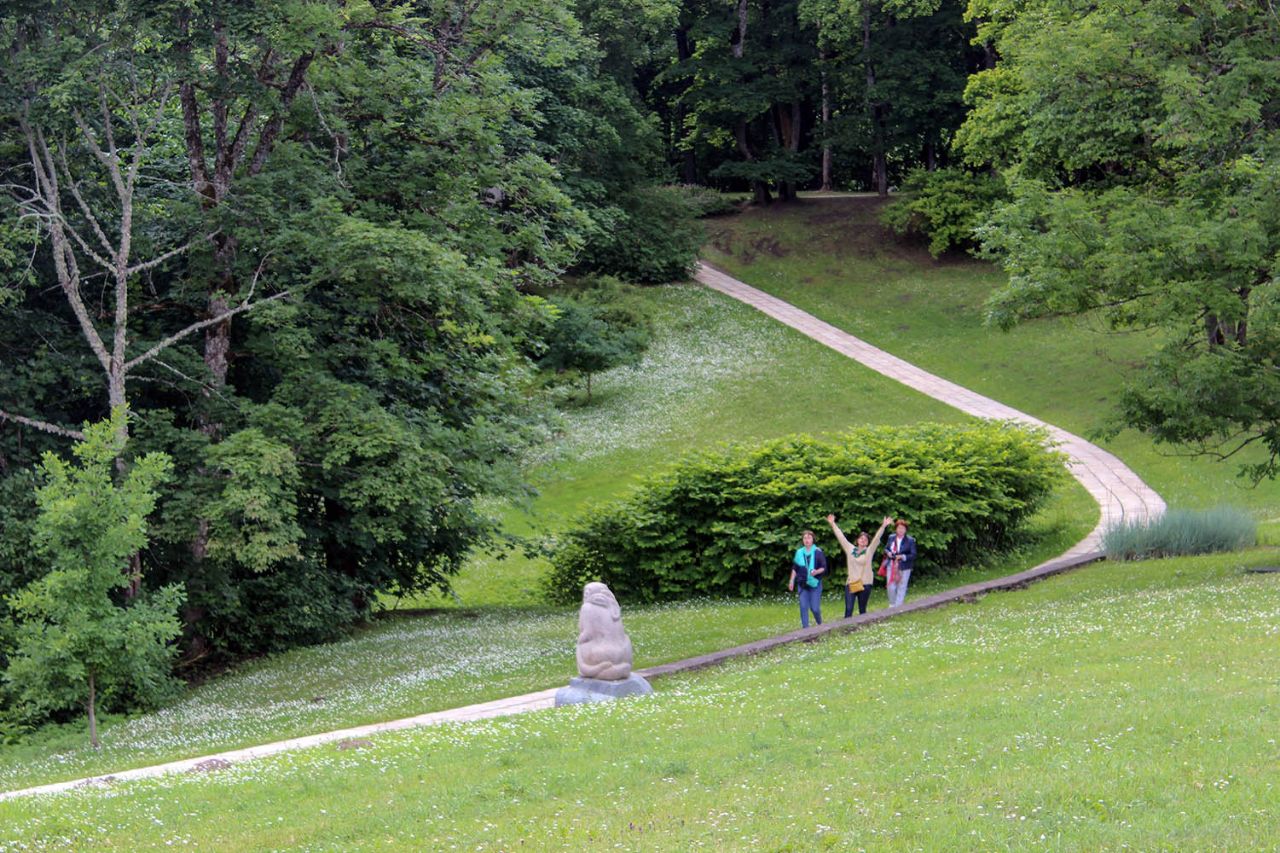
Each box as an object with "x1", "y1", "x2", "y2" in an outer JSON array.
[
  {"x1": 777, "y1": 101, "x2": 803, "y2": 202},
  {"x1": 732, "y1": 0, "x2": 748, "y2": 59},
  {"x1": 675, "y1": 27, "x2": 698, "y2": 184},
  {"x1": 731, "y1": 0, "x2": 769, "y2": 203},
  {"x1": 176, "y1": 16, "x2": 317, "y2": 645},
  {"x1": 925, "y1": 141, "x2": 937, "y2": 171},
  {"x1": 87, "y1": 672, "x2": 99, "y2": 749},
  {"x1": 864, "y1": 5, "x2": 888, "y2": 196},
  {"x1": 820, "y1": 55, "x2": 832, "y2": 192}
]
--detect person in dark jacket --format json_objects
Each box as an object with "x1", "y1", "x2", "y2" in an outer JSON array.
[
  {"x1": 787, "y1": 529, "x2": 827, "y2": 628},
  {"x1": 883, "y1": 518, "x2": 917, "y2": 608}
]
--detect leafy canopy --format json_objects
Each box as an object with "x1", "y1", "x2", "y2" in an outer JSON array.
[{"x1": 5, "y1": 411, "x2": 183, "y2": 740}]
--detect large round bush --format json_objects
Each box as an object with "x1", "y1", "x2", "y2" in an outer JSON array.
[{"x1": 544, "y1": 422, "x2": 1067, "y2": 603}]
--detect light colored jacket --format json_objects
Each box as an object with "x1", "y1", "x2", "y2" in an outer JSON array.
[{"x1": 832, "y1": 522, "x2": 888, "y2": 588}]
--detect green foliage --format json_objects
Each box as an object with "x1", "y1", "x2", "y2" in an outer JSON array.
[
  {"x1": 576, "y1": 185, "x2": 703, "y2": 283},
  {"x1": 0, "y1": 0, "x2": 663, "y2": 671},
  {"x1": 1103, "y1": 507, "x2": 1257, "y2": 562},
  {"x1": 545, "y1": 422, "x2": 1066, "y2": 603},
  {"x1": 672, "y1": 184, "x2": 741, "y2": 218},
  {"x1": 202, "y1": 429, "x2": 302, "y2": 573},
  {"x1": 961, "y1": 0, "x2": 1280, "y2": 478},
  {"x1": 4, "y1": 413, "x2": 183, "y2": 740},
  {"x1": 881, "y1": 167, "x2": 1006, "y2": 256},
  {"x1": 540, "y1": 282, "x2": 652, "y2": 398}
]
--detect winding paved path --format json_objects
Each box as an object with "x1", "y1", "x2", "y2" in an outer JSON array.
[
  {"x1": 696, "y1": 262, "x2": 1166, "y2": 542},
  {"x1": 0, "y1": 267, "x2": 1164, "y2": 802}
]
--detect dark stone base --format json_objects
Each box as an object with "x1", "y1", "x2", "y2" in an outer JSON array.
[{"x1": 554, "y1": 674, "x2": 653, "y2": 707}]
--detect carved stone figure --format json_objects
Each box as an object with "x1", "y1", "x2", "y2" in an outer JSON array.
[
  {"x1": 555, "y1": 582, "x2": 652, "y2": 706},
  {"x1": 575, "y1": 581, "x2": 633, "y2": 680}
]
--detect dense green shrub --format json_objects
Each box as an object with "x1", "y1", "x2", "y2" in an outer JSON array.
[
  {"x1": 578, "y1": 185, "x2": 704, "y2": 283},
  {"x1": 538, "y1": 277, "x2": 653, "y2": 401},
  {"x1": 544, "y1": 422, "x2": 1067, "y2": 603},
  {"x1": 1103, "y1": 507, "x2": 1257, "y2": 561},
  {"x1": 881, "y1": 167, "x2": 1006, "y2": 256},
  {"x1": 673, "y1": 184, "x2": 741, "y2": 218}
]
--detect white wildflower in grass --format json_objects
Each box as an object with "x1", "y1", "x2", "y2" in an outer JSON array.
[{"x1": 532, "y1": 285, "x2": 792, "y2": 464}]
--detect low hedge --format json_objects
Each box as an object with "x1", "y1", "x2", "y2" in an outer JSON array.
[{"x1": 543, "y1": 422, "x2": 1067, "y2": 603}]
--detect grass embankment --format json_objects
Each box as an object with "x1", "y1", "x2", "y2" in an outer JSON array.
[
  {"x1": 0, "y1": 284, "x2": 1094, "y2": 792},
  {"x1": 701, "y1": 195, "x2": 1280, "y2": 529},
  {"x1": 423, "y1": 281, "x2": 1093, "y2": 606},
  {"x1": 4, "y1": 547, "x2": 1277, "y2": 850}
]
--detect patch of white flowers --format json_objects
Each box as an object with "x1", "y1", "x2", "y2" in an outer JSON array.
[{"x1": 535, "y1": 285, "x2": 791, "y2": 463}]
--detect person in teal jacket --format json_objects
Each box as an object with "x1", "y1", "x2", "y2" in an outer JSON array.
[{"x1": 787, "y1": 529, "x2": 828, "y2": 628}]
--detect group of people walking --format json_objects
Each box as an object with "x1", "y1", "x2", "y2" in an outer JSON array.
[{"x1": 786, "y1": 515, "x2": 917, "y2": 628}]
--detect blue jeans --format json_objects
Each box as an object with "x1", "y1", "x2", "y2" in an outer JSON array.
[
  {"x1": 798, "y1": 584, "x2": 822, "y2": 627},
  {"x1": 888, "y1": 568, "x2": 912, "y2": 607}
]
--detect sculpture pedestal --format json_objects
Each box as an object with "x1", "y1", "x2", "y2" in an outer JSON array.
[{"x1": 554, "y1": 674, "x2": 652, "y2": 707}]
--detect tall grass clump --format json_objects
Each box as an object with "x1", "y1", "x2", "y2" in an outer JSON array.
[{"x1": 1103, "y1": 507, "x2": 1257, "y2": 560}]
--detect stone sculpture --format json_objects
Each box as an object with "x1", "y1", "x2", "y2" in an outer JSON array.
[
  {"x1": 576, "y1": 581, "x2": 633, "y2": 679},
  {"x1": 555, "y1": 582, "x2": 652, "y2": 706}
]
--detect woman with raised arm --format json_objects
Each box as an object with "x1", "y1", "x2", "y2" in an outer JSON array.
[{"x1": 827, "y1": 514, "x2": 893, "y2": 618}]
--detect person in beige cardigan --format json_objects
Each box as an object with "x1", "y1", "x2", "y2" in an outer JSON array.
[{"x1": 827, "y1": 514, "x2": 893, "y2": 617}]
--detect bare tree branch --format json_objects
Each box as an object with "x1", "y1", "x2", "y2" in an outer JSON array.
[
  {"x1": 126, "y1": 231, "x2": 216, "y2": 277},
  {"x1": 0, "y1": 409, "x2": 85, "y2": 441},
  {"x1": 20, "y1": 107, "x2": 113, "y2": 374},
  {"x1": 124, "y1": 290, "x2": 290, "y2": 373},
  {"x1": 56, "y1": 142, "x2": 116, "y2": 260}
]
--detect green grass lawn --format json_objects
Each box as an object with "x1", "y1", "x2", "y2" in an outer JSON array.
[
  {"x1": 5, "y1": 546, "x2": 1276, "y2": 850},
  {"x1": 0, "y1": 283, "x2": 1094, "y2": 792},
  {"x1": 414, "y1": 281, "x2": 1090, "y2": 609},
  {"x1": 701, "y1": 196, "x2": 1280, "y2": 522}
]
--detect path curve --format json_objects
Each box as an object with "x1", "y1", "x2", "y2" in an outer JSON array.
[
  {"x1": 0, "y1": 270, "x2": 1164, "y2": 802},
  {"x1": 696, "y1": 263, "x2": 1165, "y2": 544}
]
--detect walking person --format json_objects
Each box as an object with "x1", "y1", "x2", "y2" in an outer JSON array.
[
  {"x1": 827, "y1": 514, "x2": 892, "y2": 617},
  {"x1": 883, "y1": 518, "x2": 917, "y2": 608},
  {"x1": 788, "y1": 530, "x2": 828, "y2": 628}
]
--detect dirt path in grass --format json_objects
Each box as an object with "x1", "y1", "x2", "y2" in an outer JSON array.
[{"x1": 0, "y1": 271, "x2": 1164, "y2": 802}]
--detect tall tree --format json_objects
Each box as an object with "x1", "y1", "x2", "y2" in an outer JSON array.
[
  {"x1": 961, "y1": 0, "x2": 1280, "y2": 479},
  {"x1": 0, "y1": 0, "x2": 640, "y2": 682}
]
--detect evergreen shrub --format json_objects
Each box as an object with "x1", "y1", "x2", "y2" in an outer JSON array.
[{"x1": 544, "y1": 422, "x2": 1067, "y2": 603}]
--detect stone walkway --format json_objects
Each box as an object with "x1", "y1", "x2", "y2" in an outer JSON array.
[
  {"x1": 1, "y1": 268, "x2": 1164, "y2": 802},
  {"x1": 695, "y1": 262, "x2": 1165, "y2": 540}
]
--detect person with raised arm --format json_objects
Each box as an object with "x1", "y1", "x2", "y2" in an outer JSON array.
[{"x1": 827, "y1": 514, "x2": 893, "y2": 617}]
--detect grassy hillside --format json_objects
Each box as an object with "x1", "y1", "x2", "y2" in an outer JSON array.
[
  {"x1": 432, "y1": 282, "x2": 1093, "y2": 607},
  {"x1": 0, "y1": 283, "x2": 1094, "y2": 792},
  {"x1": 701, "y1": 195, "x2": 1280, "y2": 526},
  {"x1": 5, "y1": 546, "x2": 1276, "y2": 850}
]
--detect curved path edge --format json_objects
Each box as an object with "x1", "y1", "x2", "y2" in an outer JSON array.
[
  {"x1": 696, "y1": 262, "x2": 1165, "y2": 541},
  {"x1": 0, "y1": 267, "x2": 1164, "y2": 802}
]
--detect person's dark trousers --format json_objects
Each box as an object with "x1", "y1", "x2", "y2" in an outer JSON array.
[
  {"x1": 844, "y1": 586, "x2": 871, "y2": 618},
  {"x1": 798, "y1": 585, "x2": 823, "y2": 627}
]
